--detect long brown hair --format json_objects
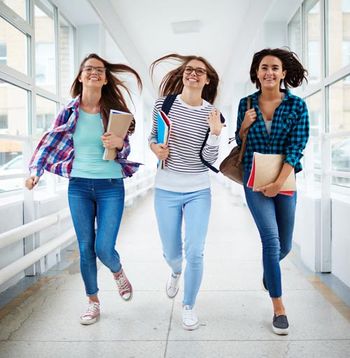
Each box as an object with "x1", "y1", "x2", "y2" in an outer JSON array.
[
  {"x1": 71, "y1": 53, "x2": 142, "y2": 134},
  {"x1": 150, "y1": 53, "x2": 219, "y2": 104},
  {"x1": 250, "y1": 48, "x2": 308, "y2": 89}
]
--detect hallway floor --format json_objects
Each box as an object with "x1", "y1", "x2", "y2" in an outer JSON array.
[{"x1": 1, "y1": 179, "x2": 350, "y2": 358}]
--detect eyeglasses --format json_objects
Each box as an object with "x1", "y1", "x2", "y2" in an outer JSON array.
[
  {"x1": 184, "y1": 66, "x2": 207, "y2": 76},
  {"x1": 82, "y1": 66, "x2": 106, "y2": 75}
]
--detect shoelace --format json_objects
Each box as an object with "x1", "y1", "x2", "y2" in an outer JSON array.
[
  {"x1": 115, "y1": 273, "x2": 130, "y2": 293},
  {"x1": 183, "y1": 306, "x2": 196, "y2": 320},
  {"x1": 82, "y1": 303, "x2": 99, "y2": 318}
]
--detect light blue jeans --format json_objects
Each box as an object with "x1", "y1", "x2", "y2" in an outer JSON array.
[
  {"x1": 154, "y1": 188, "x2": 211, "y2": 307},
  {"x1": 68, "y1": 177, "x2": 125, "y2": 296},
  {"x1": 243, "y1": 172, "x2": 297, "y2": 298}
]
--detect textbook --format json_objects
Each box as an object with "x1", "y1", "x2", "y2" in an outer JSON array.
[
  {"x1": 102, "y1": 109, "x2": 133, "y2": 160},
  {"x1": 247, "y1": 152, "x2": 296, "y2": 196},
  {"x1": 156, "y1": 110, "x2": 171, "y2": 169}
]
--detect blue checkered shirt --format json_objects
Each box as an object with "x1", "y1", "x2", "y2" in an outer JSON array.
[{"x1": 235, "y1": 90, "x2": 309, "y2": 174}]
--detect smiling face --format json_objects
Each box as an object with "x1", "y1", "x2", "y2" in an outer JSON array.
[
  {"x1": 79, "y1": 58, "x2": 107, "y2": 90},
  {"x1": 182, "y1": 59, "x2": 209, "y2": 90},
  {"x1": 256, "y1": 55, "x2": 286, "y2": 90}
]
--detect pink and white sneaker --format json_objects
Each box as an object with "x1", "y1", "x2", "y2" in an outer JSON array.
[
  {"x1": 114, "y1": 269, "x2": 133, "y2": 301},
  {"x1": 80, "y1": 302, "x2": 100, "y2": 325}
]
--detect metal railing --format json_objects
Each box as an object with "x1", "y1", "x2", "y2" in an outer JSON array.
[{"x1": 0, "y1": 169, "x2": 155, "y2": 288}]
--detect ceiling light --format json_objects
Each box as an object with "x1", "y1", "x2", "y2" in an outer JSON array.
[{"x1": 171, "y1": 20, "x2": 202, "y2": 34}]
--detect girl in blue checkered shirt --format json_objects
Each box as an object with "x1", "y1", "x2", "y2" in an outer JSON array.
[{"x1": 235, "y1": 48, "x2": 309, "y2": 335}]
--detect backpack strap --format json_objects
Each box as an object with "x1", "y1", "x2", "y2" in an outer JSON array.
[
  {"x1": 199, "y1": 113, "x2": 225, "y2": 173},
  {"x1": 160, "y1": 94, "x2": 224, "y2": 173},
  {"x1": 161, "y1": 94, "x2": 177, "y2": 114}
]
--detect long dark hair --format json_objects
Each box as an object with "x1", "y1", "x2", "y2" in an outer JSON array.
[
  {"x1": 150, "y1": 53, "x2": 219, "y2": 104},
  {"x1": 250, "y1": 48, "x2": 308, "y2": 89},
  {"x1": 71, "y1": 53, "x2": 142, "y2": 134}
]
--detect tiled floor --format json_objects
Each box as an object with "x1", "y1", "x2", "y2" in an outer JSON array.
[{"x1": 0, "y1": 179, "x2": 350, "y2": 358}]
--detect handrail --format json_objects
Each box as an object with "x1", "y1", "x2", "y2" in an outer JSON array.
[
  {"x1": 0, "y1": 228, "x2": 76, "y2": 287},
  {"x1": 0, "y1": 208, "x2": 70, "y2": 250},
  {"x1": 0, "y1": 170, "x2": 155, "y2": 288}
]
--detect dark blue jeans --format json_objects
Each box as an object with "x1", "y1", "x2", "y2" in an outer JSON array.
[
  {"x1": 243, "y1": 172, "x2": 297, "y2": 298},
  {"x1": 68, "y1": 178, "x2": 125, "y2": 296}
]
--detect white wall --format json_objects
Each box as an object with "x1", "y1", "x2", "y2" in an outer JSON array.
[{"x1": 332, "y1": 198, "x2": 350, "y2": 288}]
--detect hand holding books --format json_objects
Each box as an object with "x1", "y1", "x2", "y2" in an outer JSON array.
[
  {"x1": 247, "y1": 152, "x2": 296, "y2": 196},
  {"x1": 102, "y1": 110, "x2": 133, "y2": 160},
  {"x1": 156, "y1": 110, "x2": 171, "y2": 168}
]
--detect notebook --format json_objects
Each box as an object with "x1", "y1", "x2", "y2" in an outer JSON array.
[{"x1": 102, "y1": 110, "x2": 133, "y2": 160}]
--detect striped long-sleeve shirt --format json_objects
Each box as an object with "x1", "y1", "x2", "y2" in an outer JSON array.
[
  {"x1": 149, "y1": 95, "x2": 221, "y2": 192},
  {"x1": 28, "y1": 96, "x2": 140, "y2": 178}
]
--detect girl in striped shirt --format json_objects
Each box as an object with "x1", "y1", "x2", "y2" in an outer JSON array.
[{"x1": 149, "y1": 54, "x2": 224, "y2": 330}]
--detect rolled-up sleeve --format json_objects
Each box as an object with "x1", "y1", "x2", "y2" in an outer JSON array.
[{"x1": 284, "y1": 99, "x2": 310, "y2": 168}]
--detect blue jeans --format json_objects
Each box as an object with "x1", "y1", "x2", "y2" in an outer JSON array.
[
  {"x1": 68, "y1": 178, "x2": 125, "y2": 296},
  {"x1": 243, "y1": 172, "x2": 297, "y2": 298},
  {"x1": 154, "y1": 188, "x2": 211, "y2": 307}
]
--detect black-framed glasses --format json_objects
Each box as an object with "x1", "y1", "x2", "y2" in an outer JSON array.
[
  {"x1": 82, "y1": 66, "x2": 106, "y2": 75},
  {"x1": 184, "y1": 66, "x2": 207, "y2": 76}
]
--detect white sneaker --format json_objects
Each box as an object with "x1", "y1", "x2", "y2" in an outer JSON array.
[
  {"x1": 166, "y1": 272, "x2": 181, "y2": 298},
  {"x1": 182, "y1": 305, "x2": 199, "y2": 330}
]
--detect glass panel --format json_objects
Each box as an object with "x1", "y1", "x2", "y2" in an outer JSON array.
[
  {"x1": 305, "y1": 91, "x2": 322, "y2": 179},
  {"x1": 329, "y1": 77, "x2": 350, "y2": 187},
  {"x1": 35, "y1": 95, "x2": 56, "y2": 136},
  {"x1": 306, "y1": 0, "x2": 321, "y2": 83},
  {"x1": 288, "y1": 9, "x2": 302, "y2": 57},
  {"x1": 0, "y1": 0, "x2": 27, "y2": 20},
  {"x1": 34, "y1": 4, "x2": 56, "y2": 93},
  {"x1": 0, "y1": 17, "x2": 27, "y2": 74},
  {"x1": 0, "y1": 80, "x2": 28, "y2": 135},
  {"x1": 0, "y1": 140, "x2": 23, "y2": 193},
  {"x1": 328, "y1": 0, "x2": 350, "y2": 74},
  {"x1": 329, "y1": 76, "x2": 350, "y2": 132},
  {"x1": 331, "y1": 137, "x2": 350, "y2": 187},
  {"x1": 59, "y1": 16, "x2": 74, "y2": 99}
]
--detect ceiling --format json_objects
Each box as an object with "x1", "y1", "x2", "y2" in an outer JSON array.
[{"x1": 58, "y1": 0, "x2": 302, "y2": 106}]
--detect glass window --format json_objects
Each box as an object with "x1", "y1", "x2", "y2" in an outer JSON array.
[
  {"x1": 0, "y1": 80, "x2": 28, "y2": 136},
  {"x1": 0, "y1": 17, "x2": 27, "y2": 74},
  {"x1": 59, "y1": 16, "x2": 74, "y2": 99},
  {"x1": 328, "y1": 0, "x2": 350, "y2": 74},
  {"x1": 306, "y1": 0, "x2": 321, "y2": 83},
  {"x1": 305, "y1": 91, "x2": 322, "y2": 178},
  {"x1": 35, "y1": 95, "x2": 56, "y2": 136},
  {"x1": 329, "y1": 76, "x2": 350, "y2": 132},
  {"x1": 329, "y1": 77, "x2": 350, "y2": 187},
  {"x1": 34, "y1": 4, "x2": 56, "y2": 93},
  {"x1": 0, "y1": 0, "x2": 27, "y2": 20},
  {"x1": 288, "y1": 9, "x2": 302, "y2": 57},
  {"x1": 0, "y1": 141, "x2": 23, "y2": 193}
]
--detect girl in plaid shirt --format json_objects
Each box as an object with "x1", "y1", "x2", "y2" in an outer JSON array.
[
  {"x1": 25, "y1": 54, "x2": 142, "y2": 325},
  {"x1": 235, "y1": 48, "x2": 309, "y2": 335}
]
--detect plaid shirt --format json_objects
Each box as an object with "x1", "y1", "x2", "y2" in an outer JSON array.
[
  {"x1": 29, "y1": 96, "x2": 141, "y2": 178},
  {"x1": 235, "y1": 90, "x2": 309, "y2": 174}
]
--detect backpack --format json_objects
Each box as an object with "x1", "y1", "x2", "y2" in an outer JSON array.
[{"x1": 161, "y1": 94, "x2": 224, "y2": 173}]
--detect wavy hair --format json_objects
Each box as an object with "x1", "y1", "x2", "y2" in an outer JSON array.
[
  {"x1": 250, "y1": 48, "x2": 308, "y2": 89},
  {"x1": 150, "y1": 53, "x2": 219, "y2": 104},
  {"x1": 71, "y1": 53, "x2": 142, "y2": 134}
]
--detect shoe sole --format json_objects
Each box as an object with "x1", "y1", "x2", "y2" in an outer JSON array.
[
  {"x1": 80, "y1": 315, "x2": 100, "y2": 325},
  {"x1": 272, "y1": 325, "x2": 289, "y2": 335},
  {"x1": 182, "y1": 322, "x2": 199, "y2": 331},
  {"x1": 121, "y1": 291, "x2": 133, "y2": 301}
]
